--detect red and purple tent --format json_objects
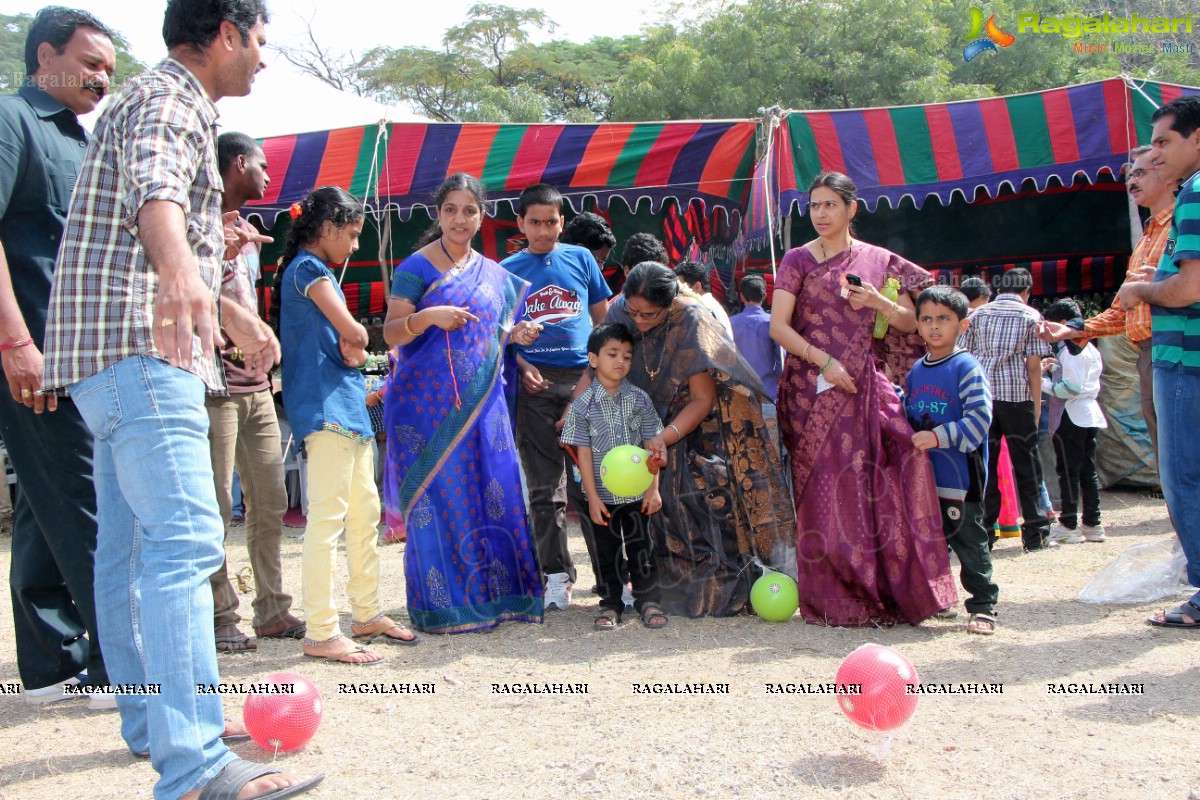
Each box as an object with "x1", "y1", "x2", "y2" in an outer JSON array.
[
  {"x1": 748, "y1": 77, "x2": 1200, "y2": 236},
  {"x1": 245, "y1": 119, "x2": 758, "y2": 224}
]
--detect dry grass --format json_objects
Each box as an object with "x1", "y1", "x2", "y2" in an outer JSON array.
[{"x1": 0, "y1": 489, "x2": 1197, "y2": 800}]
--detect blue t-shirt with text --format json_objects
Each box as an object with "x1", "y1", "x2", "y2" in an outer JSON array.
[{"x1": 501, "y1": 243, "x2": 610, "y2": 369}]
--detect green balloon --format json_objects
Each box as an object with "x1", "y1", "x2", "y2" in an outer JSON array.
[
  {"x1": 751, "y1": 571, "x2": 799, "y2": 621},
  {"x1": 600, "y1": 445, "x2": 654, "y2": 497}
]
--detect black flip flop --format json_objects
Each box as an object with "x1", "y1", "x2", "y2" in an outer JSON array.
[
  {"x1": 1147, "y1": 599, "x2": 1200, "y2": 629},
  {"x1": 351, "y1": 623, "x2": 420, "y2": 646},
  {"x1": 198, "y1": 758, "x2": 323, "y2": 799}
]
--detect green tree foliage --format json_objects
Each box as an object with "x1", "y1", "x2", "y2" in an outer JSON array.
[
  {"x1": 341, "y1": 0, "x2": 1196, "y2": 122},
  {"x1": 1, "y1": 12, "x2": 144, "y2": 93},
  {"x1": 358, "y1": 3, "x2": 565, "y2": 122}
]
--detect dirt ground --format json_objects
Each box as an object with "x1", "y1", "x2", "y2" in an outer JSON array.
[{"x1": 0, "y1": 489, "x2": 1197, "y2": 800}]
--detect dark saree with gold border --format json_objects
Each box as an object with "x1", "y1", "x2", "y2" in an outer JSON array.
[
  {"x1": 606, "y1": 297, "x2": 796, "y2": 617},
  {"x1": 385, "y1": 253, "x2": 543, "y2": 633}
]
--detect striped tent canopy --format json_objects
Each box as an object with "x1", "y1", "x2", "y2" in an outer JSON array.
[
  {"x1": 244, "y1": 120, "x2": 757, "y2": 223},
  {"x1": 766, "y1": 77, "x2": 1200, "y2": 220}
]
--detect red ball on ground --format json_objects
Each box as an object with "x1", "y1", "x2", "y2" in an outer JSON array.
[
  {"x1": 835, "y1": 644, "x2": 919, "y2": 732},
  {"x1": 243, "y1": 671, "x2": 323, "y2": 752}
]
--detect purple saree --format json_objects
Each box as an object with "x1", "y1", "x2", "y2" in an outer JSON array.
[
  {"x1": 385, "y1": 253, "x2": 543, "y2": 633},
  {"x1": 775, "y1": 242, "x2": 957, "y2": 626}
]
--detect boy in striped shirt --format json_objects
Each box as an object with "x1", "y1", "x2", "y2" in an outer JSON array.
[{"x1": 906, "y1": 287, "x2": 999, "y2": 635}]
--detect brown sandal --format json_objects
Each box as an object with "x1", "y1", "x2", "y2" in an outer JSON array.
[
  {"x1": 640, "y1": 604, "x2": 668, "y2": 629},
  {"x1": 593, "y1": 609, "x2": 620, "y2": 631}
]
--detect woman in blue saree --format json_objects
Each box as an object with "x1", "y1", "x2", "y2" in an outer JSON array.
[{"x1": 382, "y1": 174, "x2": 544, "y2": 633}]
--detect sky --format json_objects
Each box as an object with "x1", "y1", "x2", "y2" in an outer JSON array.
[
  {"x1": 0, "y1": 0, "x2": 676, "y2": 134},
  {"x1": 1, "y1": 0, "x2": 671, "y2": 68}
]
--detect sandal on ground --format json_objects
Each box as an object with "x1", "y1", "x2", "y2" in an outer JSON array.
[
  {"x1": 302, "y1": 640, "x2": 387, "y2": 666},
  {"x1": 967, "y1": 612, "x2": 997, "y2": 635},
  {"x1": 350, "y1": 616, "x2": 420, "y2": 645},
  {"x1": 1147, "y1": 599, "x2": 1200, "y2": 629},
  {"x1": 195, "y1": 758, "x2": 323, "y2": 800},
  {"x1": 640, "y1": 604, "x2": 668, "y2": 629},
  {"x1": 254, "y1": 615, "x2": 307, "y2": 640},
  {"x1": 215, "y1": 624, "x2": 257, "y2": 654},
  {"x1": 593, "y1": 608, "x2": 620, "y2": 631}
]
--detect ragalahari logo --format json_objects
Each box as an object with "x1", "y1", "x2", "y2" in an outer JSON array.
[{"x1": 963, "y1": 7, "x2": 1016, "y2": 61}]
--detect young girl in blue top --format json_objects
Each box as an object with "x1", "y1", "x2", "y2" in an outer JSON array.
[{"x1": 272, "y1": 186, "x2": 418, "y2": 665}]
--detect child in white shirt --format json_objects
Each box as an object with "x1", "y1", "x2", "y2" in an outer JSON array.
[{"x1": 1043, "y1": 299, "x2": 1108, "y2": 544}]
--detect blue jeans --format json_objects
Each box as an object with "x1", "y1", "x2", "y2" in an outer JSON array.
[
  {"x1": 71, "y1": 356, "x2": 234, "y2": 799},
  {"x1": 1154, "y1": 362, "x2": 1200, "y2": 597}
]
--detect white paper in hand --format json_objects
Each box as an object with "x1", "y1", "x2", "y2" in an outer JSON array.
[{"x1": 815, "y1": 373, "x2": 835, "y2": 394}]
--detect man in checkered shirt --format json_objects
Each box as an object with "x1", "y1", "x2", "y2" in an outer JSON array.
[
  {"x1": 39, "y1": 2, "x2": 319, "y2": 799},
  {"x1": 961, "y1": 268, "x2": 1054, "y2": 551}
]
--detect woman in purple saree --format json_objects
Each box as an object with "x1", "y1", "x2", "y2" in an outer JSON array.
[
  {"x1": 382, "y1": 174, "x2": 544, "y2": 633},
  {"x1": 770, "y1": 172, "x2": 956, "y2": 626}
]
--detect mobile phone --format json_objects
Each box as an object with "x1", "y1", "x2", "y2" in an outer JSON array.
[{"x1": 845, "y1": 274, "x2": 863, "y2": 287}]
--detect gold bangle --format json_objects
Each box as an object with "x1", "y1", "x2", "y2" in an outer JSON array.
[
  {"x1": 801, "y1": 342, "x2": 812, "y2": 363},
  {"x1": 404, "y1": 314, "x2": 419, "y2": 337}
]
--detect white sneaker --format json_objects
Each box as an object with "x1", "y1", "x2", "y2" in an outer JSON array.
[
  {"x1": 87, "y1": 693, "x2": 118, "y2": 711},
  {"x1": 544, "y1": 572, "x2": 573, "y2": 611},
  {"x1": 1049, "y1": 523, "x2": 1085, "y2": 544},
  {"x1": 23, "y1": 674, "x2": 82, "y2": 705},
  {"x1": 1082, "y1": 524, "x2": 1107, "y2": 542},
  {"x1": 621, "y1": 583, "x2": 635, "y2": 611}
]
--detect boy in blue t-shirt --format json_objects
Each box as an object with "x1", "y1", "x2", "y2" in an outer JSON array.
[
  {"x1": 501, "y1": 184, "x2": 612, "y2": 610},
  {"x1": 906, "y1": 287, "x2": 999, "y2": 635}
]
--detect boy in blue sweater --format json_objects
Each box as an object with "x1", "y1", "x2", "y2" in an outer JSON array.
[{"x1": 906, "y1": 287, "x2": 1000, "y2": 635}]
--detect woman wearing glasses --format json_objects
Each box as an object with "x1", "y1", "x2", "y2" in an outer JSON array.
[
  {"x1": 599, "y1": 262, "x2": 795, "y2": 617},
  {"x1": 768, "y1": 171, "x2": 956, "y2": 627}
]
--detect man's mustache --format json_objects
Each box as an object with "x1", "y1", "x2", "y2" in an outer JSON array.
[{"x1": 83, "y1": 81, "x2": 107, "y2": 97}]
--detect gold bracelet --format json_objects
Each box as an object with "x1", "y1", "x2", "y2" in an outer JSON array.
[
  {"x1": 404, "y1": 314, "x2": 419, "y2": 337},
  {"x1": 801, "y1": 342, "x2": 812, "y2": 363}
]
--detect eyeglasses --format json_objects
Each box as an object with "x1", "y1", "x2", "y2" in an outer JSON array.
[
  {"x1": 1127, "y1": 168, "x2": 1150, "y2": 179},
  {"x1": 626, "y1": 305, "x2": 667, "y2": 320}
]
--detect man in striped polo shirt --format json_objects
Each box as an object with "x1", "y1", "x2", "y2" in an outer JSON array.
[{"x1": 1118, "y1": 95, "x2": 1200, "y2": 629}]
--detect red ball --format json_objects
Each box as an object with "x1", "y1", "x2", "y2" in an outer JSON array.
[
  {"x1": 835, "y1": 644, "x2": 919, "y2": 732},
  {"x1": 243, "y1": 671, "x2": 323, "y2": 752}
]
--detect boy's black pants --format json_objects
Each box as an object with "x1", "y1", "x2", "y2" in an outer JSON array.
[
  {"x1": 595, "y1": 501, "x2": 660, "y2": 614},
  {"x1": 941, "y1": 499, "x2": 999, "y2": 614},
  {"x1": 1053, "y1": 414, "x2": 1102, "y2": 529},
  {"x1": 984, "y1": 400, "x2": 1050, "y2": 549}
]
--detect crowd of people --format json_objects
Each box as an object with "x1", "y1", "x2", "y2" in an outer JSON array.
[{"x1": 3, "y1": 1, "x2": 1200, "y2": 798}]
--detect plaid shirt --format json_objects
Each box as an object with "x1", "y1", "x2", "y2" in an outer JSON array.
[
  {"x1": 42, "y1": 59, "x2": 226, "y2": 393},
  {"x1": 1082, "y1": 208, "x2": 1171, "y2": 344},
  {"x1": 560, "y1": 379, "x2": 663, "y2": 504},
  {"x1": 961, "y1": 294, "x2": 1051, "y2": 402}
]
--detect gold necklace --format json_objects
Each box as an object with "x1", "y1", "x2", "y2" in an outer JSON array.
[
  {"x1": 439, "y1": 237, "x2": 471, "y2": 272},
  {"x1": 641, "y1": 316, "x2": 670, "y2": 380},
  {"x1": 819, "y1": 236, "x2": 853, "y2": 264}
]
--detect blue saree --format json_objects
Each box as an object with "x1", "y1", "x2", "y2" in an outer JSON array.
[{"x1": 385, "y1": 252, "x2": 543, "y2": 633}]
